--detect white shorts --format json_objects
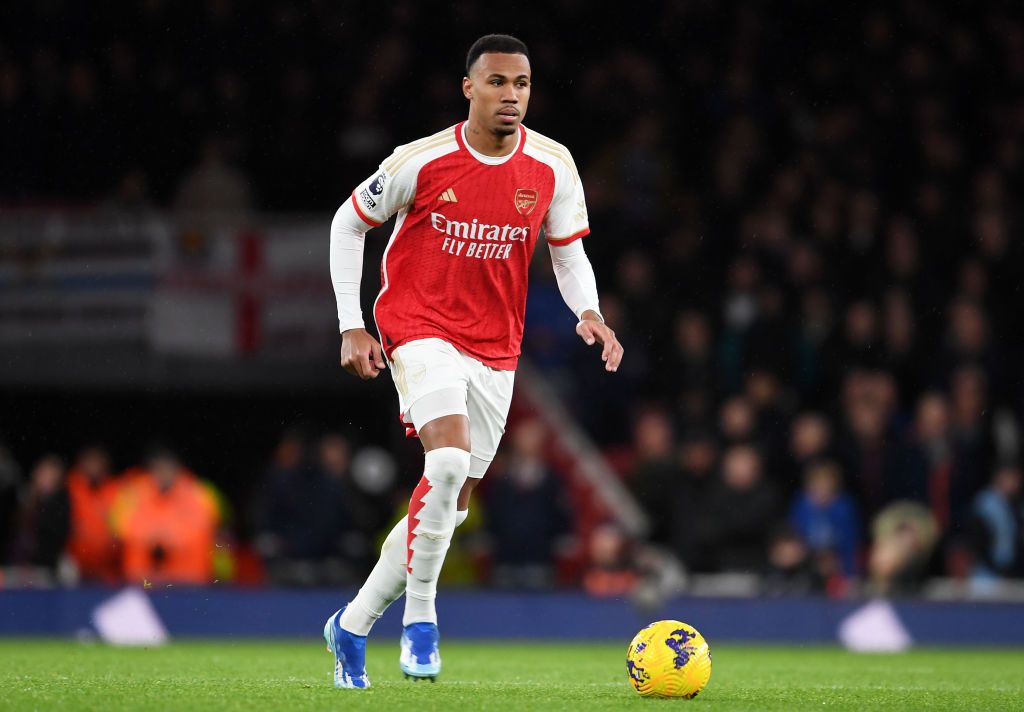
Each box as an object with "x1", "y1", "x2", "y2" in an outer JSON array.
[{"x1": 389, "y1": 338, "x2": 515, "y2": 478}]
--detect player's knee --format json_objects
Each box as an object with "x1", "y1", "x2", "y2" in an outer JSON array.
[
  {"x1": 418, "y1": 530, "x2": 449, "y2": 542},
  {"x1": 413, "y1": 516, "x2": 455, "y2": 541},
  {"x1": 424, "y1": 446, "x2": 471, "y2": 486}
]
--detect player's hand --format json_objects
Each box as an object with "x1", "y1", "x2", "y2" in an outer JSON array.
[
  {"x1": 576, "y1": 311, "x2": 623, "y2": 373},
  {"x1": 340, "y1": 328, "x2": 386, "y2": 379}
]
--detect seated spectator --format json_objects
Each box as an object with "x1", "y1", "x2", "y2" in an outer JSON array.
[
  {"x1": 967, "y1": 464, "x2": 1023, "y2": 582},
  {"x1": 485, "y1": 419, "x2": 572, "y2": 589},
  {"x1": 628, "y1": 408, "x2": 680, "y2": 545},
  {"x1": 675, "y1": 384, "x2": 715, "y2": 432},
  {"x1": 896, "y1": 392, "x2": 979, "y2": 536},
  {"x1": 317, "y1": 433, "x2": 365, "y2": 578},
  {"x1": 795, "y1": 287, "x2": 836, "y2": 396},
  {"x1": 671, "y1": 429, "x2": 718, "y2": 571},
  {"x1": 582, "y1": 523, "x2": 639, "y2": 597},
  {"x1": 318, "y1": 433, "x2": 354, "y2": 526},
  {"x1": 881, "y1": 288, "x2": 922, "y2": 405},
  {"x1": 66, "y1": 445, "x2": 121, "y2": 583},
  {"x1": 662, "y1": 309, "x2": 717, "y2": 397},
  {"x1": 173, "y1": 135, "x2": 252, "y2": 222},
  {"x1": 696, "y1": 444, "x2": 778, "y2": 573},
  {"x1": 867, "y1": 501, "x2": 939, "y2": 596},
  {"x1": 572, "y1": 294, "x2": 647, "y2": 445},
  {"x1": 837, "y1": 370, "x2": 901, "y2": 519},
  {"x1": 822, "y1": 299, "x2": 884, "y2": 392},
  {"x1": 744, "y1": 367, "x2": 792, "y2": 475},
  {"x1": 8, "y1": 455, "x2": 70, "y2": 575},
  {"x1": 786, "y1": 412, "x2": 832, "y2": 492},
  {"x1": 788, "y1": 460, "x2": 860, "y2": 576},
  {"x1": 252, "y1": 431, "x2": 354, "y2": 585},
  {"x1": 762, "y1": 524, "x2": 824, "y2": 596},
  {"x1": 949, "y1": 365, "x2": 993, "y2": 500},
  {"x1": 0, "y1": 442, "x2": 22, "y2": 565},
  {"x1": 932, "y1": 297, "x2": 1000, "y2": 396},
  {"x1": 112, "y1": 448, "x2": 219, "y2": 585},
  {"x1": 718, "y1": 396, "x2": 758, "y2": 446}
]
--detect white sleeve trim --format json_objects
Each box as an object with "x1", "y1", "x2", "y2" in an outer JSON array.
[
  {"x1": 330, "y1": 200, "x2": 370, "y2": 333},
  {"x1": 549, "y1": 240, "x2": 602, "y2": 321}
]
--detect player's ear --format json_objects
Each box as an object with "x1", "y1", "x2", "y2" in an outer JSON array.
[{"x1": 463, "y1": 76, "x2": 472, "y2": 100}]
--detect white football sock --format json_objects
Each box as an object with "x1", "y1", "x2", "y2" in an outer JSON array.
[
  {"x1": 339, "y1": 513, "x2": 408, "y2": 636},
  {"x1": 404, "y1": 447, "x2": 470, "y2": 626},
  {"x1": 339, "y1": 505, "x2": 471, "y2": 635}
]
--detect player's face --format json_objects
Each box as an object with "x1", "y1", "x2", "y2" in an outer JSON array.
[{"x1": 463, "y1": 52, "x2": 531, "y2": 137}]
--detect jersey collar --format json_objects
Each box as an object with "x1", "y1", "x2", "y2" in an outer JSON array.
[{"x1": 456, "y1": 121, "x2": 524, "y2": 165}]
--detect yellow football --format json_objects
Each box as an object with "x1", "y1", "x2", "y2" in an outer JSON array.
[{"x1": 626, "y1": 620, "x2": 712, "y2": 698}]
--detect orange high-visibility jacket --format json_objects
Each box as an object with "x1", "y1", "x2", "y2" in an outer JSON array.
[
  {"x1": 65, "y1": 470, "x2": 122, "y2": 581},
  {"x1": 112, "y1": 470, "x2": 219, "y2": 585}
]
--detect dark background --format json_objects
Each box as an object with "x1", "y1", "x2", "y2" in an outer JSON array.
[{"x1": 3, "y1": 0, "x2": 1024, "y2": 588}]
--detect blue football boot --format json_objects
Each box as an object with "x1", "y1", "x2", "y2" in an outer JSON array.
[
  {"x1": 400, "y1": 622, "x2": 441, "y2": 681},
  {"x1": 323, "y1": 607, "x2": 370, "y2": 689}
]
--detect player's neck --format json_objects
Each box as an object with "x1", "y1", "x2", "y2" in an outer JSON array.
[{"x1": 464, "y1": 118, "x2": 518, "y2": 157}]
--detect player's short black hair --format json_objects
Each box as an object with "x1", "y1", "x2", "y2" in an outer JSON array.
[{"x1": 466, "y1": 34, "x2": 530, "y2": 75}]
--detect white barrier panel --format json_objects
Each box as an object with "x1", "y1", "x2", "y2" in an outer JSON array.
[
  {"x1": 91, "y1": 588, "x2": 169, "y2": 647},
  {"x1": 837, "y1": 600, "x2": 913, "y2": 653}
]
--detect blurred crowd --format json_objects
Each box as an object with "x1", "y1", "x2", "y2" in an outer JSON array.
[
  {"x1": 0, "y1": 424, "x2": 579, "y2": 591},
  {"x1": 3, "y1": 1, "x2": 1024, "y2": 596},
  {"x1": 2, "y1": 413, "x2": 1021, "y2": 597},
  {"x1": 0, "y1": 444, "x2": 230, "y2": 587}
]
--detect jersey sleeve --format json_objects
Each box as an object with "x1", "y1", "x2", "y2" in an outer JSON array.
[
  {"x1": 348, "y1": 148, "x2": 419, "y2": 228},
  {"x1": 543, "y1": 152, "x2": 590, "y2": 246}
]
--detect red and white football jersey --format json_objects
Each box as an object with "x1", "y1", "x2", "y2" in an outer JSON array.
[{"x1": 349, "y1": 121, "x2": 589, "y2": 370}]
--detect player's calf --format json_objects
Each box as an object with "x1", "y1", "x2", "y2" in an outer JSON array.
[{"x1": 405, "y1": 447, "x2": 471, "y2": 626}]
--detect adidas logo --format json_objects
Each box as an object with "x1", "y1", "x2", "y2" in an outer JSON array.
[{"x1": 438, "y1": 188, "x2": 458, "y2": 203}]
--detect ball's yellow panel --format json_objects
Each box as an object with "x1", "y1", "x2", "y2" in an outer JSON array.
[{"x1": 626, "y1": 620, "x2": 712, "y2": 699}]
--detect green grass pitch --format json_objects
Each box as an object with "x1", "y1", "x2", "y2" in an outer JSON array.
[{"x1": 2, "y1": 639, "x2": 1022, "y2": 710}]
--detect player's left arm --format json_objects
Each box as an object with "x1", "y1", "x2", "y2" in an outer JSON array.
[
  {"x1": 549, "y1": 241, "x2": 623, "y2": 372},
  {"x1": 543, "y1": 145, "x2": 623, "y2": 373}
]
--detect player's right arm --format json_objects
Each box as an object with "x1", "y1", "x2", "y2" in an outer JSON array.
[{"x1": 330, "y1": 153, "x2": 417, "y2": 379}]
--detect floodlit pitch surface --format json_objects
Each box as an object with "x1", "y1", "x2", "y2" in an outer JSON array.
[{"x1": 3, "y1": 640, "x2": 1022, "y2": 710}]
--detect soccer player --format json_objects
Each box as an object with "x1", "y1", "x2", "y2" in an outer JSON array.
[{"x1": 325, "y1": 33, "x2": 623, "y2": 688}]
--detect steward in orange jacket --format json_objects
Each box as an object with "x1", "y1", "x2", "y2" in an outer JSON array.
[
  {"x1": 66, "y1": 446, "x2": 121, "y2": 582},
  {"x1": 112, "y1": 450, "x2": 219, "y2": 585}
]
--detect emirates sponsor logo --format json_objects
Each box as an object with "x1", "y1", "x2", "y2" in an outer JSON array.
[
  {"x1": 430, "y1": 212, "x2": 529, "y2": 242},
  {"x1": 430, "y1": 211, "x2": 529, "y2": 261}
]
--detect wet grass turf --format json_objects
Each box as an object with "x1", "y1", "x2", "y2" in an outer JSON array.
[{"x1": 2, "y1": 639, "x2": 1022, "y2": 710}]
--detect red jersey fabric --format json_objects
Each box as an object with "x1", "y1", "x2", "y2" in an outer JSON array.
[{"x1": 349, "y1": 122, "x2": 589, "y2": 370}]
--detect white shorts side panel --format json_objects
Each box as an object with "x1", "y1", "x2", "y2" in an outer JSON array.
[
  {"x1": 389, "y1": 337, "x2": 514, "y2": 479},
  {"x1": 390, "y1": 338, "x2": 468, "y2": 419},
  {"x1": 463, "y1": 355, "x2": 514, "y2": 477}
]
